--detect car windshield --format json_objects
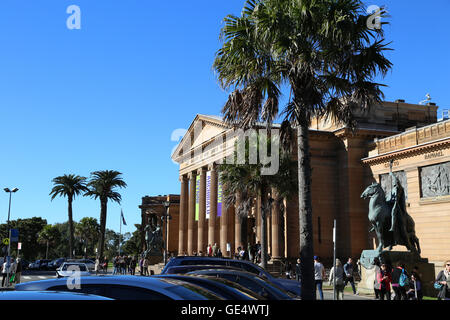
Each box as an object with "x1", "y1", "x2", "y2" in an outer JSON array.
[
  {"x1": 160, "y1": 279, "x2": 223, "y2": 300},
  {"x1": 61, "y1": 264, "x2": 87, "y2": 271}
]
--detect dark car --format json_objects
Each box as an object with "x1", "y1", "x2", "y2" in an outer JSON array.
[
  {"x1": 165, "y1": 264, "x2": 242, "y2": 274},
  {"x1": 28, "y1": 259, "x2": 52, "y2": 271},
  {"x1": 0, "y1": 290, "x2": 113, "y2": 300},
  {"x1": 154, "y1": 274, "x2": 264, "y2": 300},
  {"x1": 15, "y1": 275, "x2": 223, "y2": 300},
  {"x1": 161, "y1": 256, "x2": 301, "y2": 297},
  {"x1": 48, "y1": 258, "x2": 66, "y2": 270},
  {"x1": 186, "y1": 269, "x2": 298, "y2": 300}
]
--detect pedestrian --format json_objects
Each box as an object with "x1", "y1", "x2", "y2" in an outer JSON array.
[
  {"x1": 15, "y1": 258, "x2": 22, "y2": 284},
  {"x1": 112, "y1": 256, "x2": 118, "y2": 275},
  {"x1": 239, "y1": 247, "x2": 246, "y2": 260},
  {"x1": 143, "y1": 257, "x2": 149, "y2": 276},
  {"x1": 207, "y1": 244, "x2": 212, "y2": 257},
  {"x1": 217, "y1": 248, "x2": 222, "y2": 258},
  {"x1": 95, "y1": 257, "x2": 100, "y2": 275},
  {"x1": 2, "y1": 259, "x2": 10, "y2": 287},
  {"x1": 130, "y1": 256, "x2": 136, "y2": 276},
  {"x1": 295, "y1": 258, "x2": 301, "y2": 282},
  {"x1": 139, "y1": 257, "x2": 144, "y2": 276},
  {"x1": 120, "y1": 256, "x2": 126, "y2": 275},
  {"x1": 193, "y1": 250, "x2": 197, "y2": 257},
  {"x1": 247, "y1": 243, "x2": 253, "y2": 262},
  {"x1": 314, "y1": 256, "x2": 325, "y2": 300},
  {"x1": 407, "y1": 268, "x2": 422, "y2": 300},
  {"x1": 329, "y1": 258, "x2": 345, "y2": 300},
  {"x1": 285, "y1": 262, "x2": 293, "y2": 279},
  {"x1": 343, "y1": 257, "x2": 357, "y2": 294},
  {"x1": 213, "y1": 243, "x2": 218, "y2": 257},
  {"x1": 372, "y1": 257, "x2": 381, "y2": 299},
  {"x1": 378, "y1": 263, "x2": 392, "y2": 300},
  {"x1": 434, "y1": 259, "x2": 450, "y2": 300},
  {"x1": 10, "y1": 258, "x2": 17, "y2": 285},
  {"x1": 103, "y1": 257, "x2": 108, "y2": 274},
  {"x1": 391, "y1": 262, "x2": 408, "y2": 300}
]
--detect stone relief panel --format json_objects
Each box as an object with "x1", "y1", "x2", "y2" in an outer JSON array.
[
  {"x1": 420, "y1": 161, "x2": 450, "y2": 198},
  {"x1": 380, "y1": 170, "x2": 408, "y2": 201}
]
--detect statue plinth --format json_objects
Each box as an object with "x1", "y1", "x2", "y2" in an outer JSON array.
[{"x1": 357, "y1": 250, "x2": 436, "y2": 297}]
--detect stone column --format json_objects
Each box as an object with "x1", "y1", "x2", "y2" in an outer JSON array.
[
  {"x1": 235, "y1": 191, "x2": 242, "y2": 250},
  {"x1": 220, "y1": 186, "x2": 228, "y2": 257},
  {"x1": 271, "y1": 189, "x2": 281, "y2": 259},
  {"x1": 198, "y1": 167, "x2": 207, "y2": 255},
  {"x1": 178, "y1": 175, "x2": 188, "y2": 255},
  {"x1": 208, "y1": 164, "x2": 218, "y2": 249},
  {"x1": 187, "y1": 171, "x2": 196, "y2": 255}
]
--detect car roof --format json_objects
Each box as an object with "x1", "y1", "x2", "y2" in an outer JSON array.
[
  {"x1": 0, "y1": 290, "x2": 113, "y2": 300},
  {"x1": 15, "y1": 276, "x2": 222, "y2": 300}
]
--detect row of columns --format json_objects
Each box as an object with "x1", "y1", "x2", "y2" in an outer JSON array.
[{"x1": 178, "y1": 164, "x2": 283, "y2": 259}]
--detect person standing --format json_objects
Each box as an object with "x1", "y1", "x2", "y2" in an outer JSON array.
[
  {"x1": 2, "y1": 259, "x2": 10, "y2": 287},
  {"x1": 213, "y1": 243, "x2": 218, "y2": 257},
  {"x1": 112, "y1": 256, "x2": 118, "y2": 275},
  {"x1": 372, "y1": 258, "x2": 381, "y2": 299},
  {"x1": 295, "y1": 258, "x2": 301, "y2": 282},
  {"x1": 207, "y1": 244, "x2": 212, "y2": 257},
  {"x1": 314, "y1": 256, "x2": 325, "y2": 300},
  {"x1": 343, "y1": 257, "x2": 357, "y2": 294},
  {"x1": 378, "y1": 263, "x2": 392, "y2": 300},
  {"x1": 143, "y1": 257, "x2": 149, "y2": 276},
  {"x1": 15, "y1": 258, "x2": 22, "y2": 284},
  {"x1": 130, "y1": 256, "x2": 136, "y2": 275},
  {"x1": 435, "y1": 260, "x2": 450, "y2": 300},
  {"x1": 329, "y1": 259, "x2": 345, "y2": 300},
  {"x1": 391, "y1": 262, "x2": 408, "y2": 300},
  {"x1": 139, "y1": 257, "x2": 144, "y2": 276},
  {"x1": 94, "y1": 257, "x2": 100, "y2": 276}
]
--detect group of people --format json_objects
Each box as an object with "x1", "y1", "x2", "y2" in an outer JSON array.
[
  {"x1": 187, "y1": 243, "x2": 223, "y2": 258},
  {"x1": 1, "y1": 257, "x2": 22, "y2": 287},
  {"x1": 371, "y1": 259, "x2": 424, "y2": 300},
  {"x1": 110, "y1": 255, "x2": 137, "y2": 276}
]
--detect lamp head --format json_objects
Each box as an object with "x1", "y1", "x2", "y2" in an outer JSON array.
[
  {"x1": 163, "y1": 201, "x2": 170, "y2": 208},
  {"x1": 4, "y1": 188, "x2": 10, "y2": 193}
]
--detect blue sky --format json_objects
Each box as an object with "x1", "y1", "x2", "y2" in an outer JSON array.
[{"x1": 0, "y1": 0, "x2": 449, "y2": 236}]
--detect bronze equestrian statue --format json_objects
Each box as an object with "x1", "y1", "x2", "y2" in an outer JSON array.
[{"x1": 361, "y1": 172, "x2": 420, "y2": 255}]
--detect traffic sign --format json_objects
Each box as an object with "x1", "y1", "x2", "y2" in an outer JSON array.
[
  {"x1": 18, "y1": 242, "x2": 22, "y2": 250},
  {"x1": 3, "y1": 238, "x2": 10, "y2": 245}
]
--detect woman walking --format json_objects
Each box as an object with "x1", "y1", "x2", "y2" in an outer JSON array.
[
  {"x1": 329, "y1": 259, "x2": 345, "y2": 300},
  {"x1": 435, "y1": 259, "x2": 450, "y2": 300},
  {"x1": 378, "y1": 263, "x2": 392, "y2": 300}
]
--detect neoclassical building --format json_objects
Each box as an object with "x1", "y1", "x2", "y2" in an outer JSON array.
[{"x1": 146, "y1": 100, "x2": 449, "y2": 271}]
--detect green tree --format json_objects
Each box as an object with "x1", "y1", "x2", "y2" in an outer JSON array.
[
  {"x1": 85, "y1": 170, "x2": 127, "y2": 261},
  {"x1": 50, "y1": 174, "x2": 89, "y2": 258},
  {"x1": 213, "y1": 0, "x2": 392, "y2": 299},
  {"x1": 121, "y1": 224, "x2": 142, "y2": 256},
  {"x1": 37, "y1": 224, "x2": 61, "y2": 259},
  {"x1": 75, "y1": 217, "x2": 100, "y2": 259}
]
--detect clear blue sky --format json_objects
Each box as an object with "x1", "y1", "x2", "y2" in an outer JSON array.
[{"x1": 0, "y1": 0, "x2": 449, "y2": 235}]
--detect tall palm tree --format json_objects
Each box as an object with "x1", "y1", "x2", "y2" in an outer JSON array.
[
  {"x1": 38, "y1": 224, "x2": 61, "y2": 259},
  {"x1": 213, "y1": 0, "x2": 392, "y2": 299},
  {"x1": 85, "y1": 170, "x2": 127, "y2": 261},
  {"x1": 50, "y1": 174, "x2": 89, "y2": 258}
]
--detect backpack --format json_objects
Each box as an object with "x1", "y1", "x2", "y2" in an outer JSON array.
[{"x1": 399, "y1": 269, "x2": 409, "y2": 287}]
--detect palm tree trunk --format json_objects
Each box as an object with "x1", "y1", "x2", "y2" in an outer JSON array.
[
  {"x1": 98, "y1": 198, "x2": 108, "y2": 260},
  {"x1": 260, "y1": 185, "x2": 268, "y2": 270},
  {"x1": 68, "y1": 196, "x2": 74, "y2": 259},
  {"x1": 297, "y1": 120, "x2": 315, "y2": 300}
]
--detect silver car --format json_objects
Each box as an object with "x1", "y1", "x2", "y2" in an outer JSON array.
[{"x1": 56, "y1": 262, "x2": 91, "y2": 278}]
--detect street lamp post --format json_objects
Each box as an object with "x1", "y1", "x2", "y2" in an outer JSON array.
[
  {"x1": 4, "y1": 187, "x2": 18, "y2": 288},
  {"x1": 161, "y1": 201, "x2": 171, "y2": 265}
]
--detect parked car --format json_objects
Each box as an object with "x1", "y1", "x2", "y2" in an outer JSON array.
[
  {"x1": 15, "y1": 275, "x2": 224, "y2": 300},
  {"x1": 56, "y1": 262, "x2": 91, "y2": 278},
  {"x1": 47, "y1": 258, "x2": 66, "y2": 270},
  {"x1": 68, "y1": 259, "x2": 95, "y2": 271},
  {"x1": 0, "y1": 290, "x2": 113, "y2": 300},
  {"x1": 28, "y1": 259, "x2": 52, "y2": 271},
  {"x1": 18, "y1": 259, "x2": 31, "y2": 271},
  {"x1": 165, "y1": 264, "x2": 242, "y2": 274},
  {"x1": 154, "y1": 274, "x2": 263, "y2": 300},
  {"x1": 161, "y1": 256, "x2": 301, "y2": 297},
  {"x1": 186, "y1": 269, "x2": 298, "y2": 300}
]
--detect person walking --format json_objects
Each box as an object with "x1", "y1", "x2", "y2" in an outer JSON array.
[
  {"x1": 139, "y1": 257, "x2": 144, "y2": 276},
  {"x1": 112, "y1": 256, "x2": 118, "y2": 275},
  {"x1": 329, "y1": 258, "x2": 345, "y2": 300},
  {"x1": 343, "y1": 257, "x2": 357, "y2": 294},
  {"x1": 314, "y1": 256, "x2": 325, "y2": 300},
  {"x1": 391, "y1": 262, "x2": 409, "y2": 300},
  {"x1": 103, "y1": 257, "x2": 108, "y2": 274},
  {"x1": 213, "y1": 243, "x2": 218, "y2": 257},
  {"x1": 10, "y1": 258, "x2": 17, "y2": 285},
  {"x1": 143, "y1": 257, "x2": 149, "y2": 276},
  {"x1": 94, "y1": 257, "x2": 100, "y2": 276},
  {"x1": 407, "y1": 270, "x2": 422, "y2": 300},
  {"x1": 207, "y1": 244, "x2": 212, "y2": 257},
  {"x1": 435, "y1": 259, "x2": 450, "y2": 300},
  {"x1": 378, "y1": 263, "x2": 392, "y2": 300}
]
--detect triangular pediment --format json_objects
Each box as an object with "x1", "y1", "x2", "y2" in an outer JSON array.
[{"x1": 171, "y1": 115, "x2": 229, "y2": 163}]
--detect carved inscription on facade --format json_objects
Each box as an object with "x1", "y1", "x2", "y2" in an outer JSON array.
[{"x1": 420, "y1": 161, "x2": 450, "y2": 198}]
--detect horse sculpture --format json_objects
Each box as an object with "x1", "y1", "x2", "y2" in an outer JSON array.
[{"x1": 361, "y1": 178, "x2": 420, "y2": 255}]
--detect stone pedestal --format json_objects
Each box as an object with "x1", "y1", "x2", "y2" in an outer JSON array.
[{"x1": 357, "y1": 250, "x2": 436, "y2": 297}]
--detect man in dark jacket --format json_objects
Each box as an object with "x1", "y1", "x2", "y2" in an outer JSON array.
[{"x1": 343, "y1": 258, "x2": 357, "y2": 294}]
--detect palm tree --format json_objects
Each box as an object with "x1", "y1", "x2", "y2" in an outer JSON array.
[
  {"x1": 37, "y1": 224, "x2": 61, "y2": 260},
  {"x1": 50, "y1": 174, "x2": 89, "y2": 259},
  {"x1": 75, "y1": 217, "x2": 100, "y2": 259},
  {"x1": 85, "y1": 170, "x2": 127, "y2": 261},
  {"x1": 220, "y1": 136, "x2": 297, "y2": 269},
  {"x1": 213, "y1": 0, "x2": 392, "y2": 299}
]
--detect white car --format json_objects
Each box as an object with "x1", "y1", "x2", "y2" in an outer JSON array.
[{"x1": 56, "y1": 262, "x2": 91, "y2": 278}]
